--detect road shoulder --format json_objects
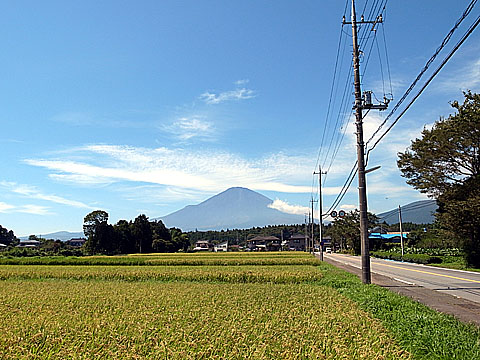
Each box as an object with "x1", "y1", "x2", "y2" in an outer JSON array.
[{"x1": 323, "y1": 255, "x2": 480, "y2": 327}]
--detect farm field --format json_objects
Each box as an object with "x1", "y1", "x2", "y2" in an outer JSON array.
[{"x1": 1, "y1": 252, "x2": 480, "y2": 359}]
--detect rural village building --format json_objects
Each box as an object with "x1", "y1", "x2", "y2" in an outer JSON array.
[
  {"x1": 65, "y1": 238, "x2": 86, "y2": 247},
  {"x1": 246, "y1": 236, "x2": 281, "y2": 251},
  {"x1": 17, "y1": 240, "x2": 41, "y2": 248},
  {"x1": 285, "y1": 234, "x2": 306, "y2": 251},
  {"x1": 193, "y1": 240, "x2": 211, "y2": 251},
  {"x1": 214, "y1": 241, "x2": 228, "y2": 252}
]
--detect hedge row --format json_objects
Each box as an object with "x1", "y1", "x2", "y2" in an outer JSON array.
[{"x1": 371, "y1": 251, "x2": 442, "y2": 264}]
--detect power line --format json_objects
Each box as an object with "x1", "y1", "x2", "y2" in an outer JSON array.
[
  {"x1": 322, "y1": 0, "x2": 388, "y2": 176},
  {"x1": 364, "y1": 0, "x2": 478, "y2": 152},
  {"x1": 321, "y1": 0, "x2": 388, "y2": 216},
  {"x1": 323, "y1": 161, "x2": 358, "y2": 216},
  {"x1": 366, "y1": 11, "x2": 480, "y2": 163},
  {"x1": 377, "y1": 201, "x2": 437, "y2": 221}
]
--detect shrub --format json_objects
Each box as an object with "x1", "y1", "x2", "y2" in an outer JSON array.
[{"x1": 371, "y1": 251, "x2": 442, "y2": 264}]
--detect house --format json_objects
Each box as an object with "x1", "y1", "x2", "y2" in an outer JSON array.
[
  {"x1": 286, "y1": 234, "x2": 306, "y2": 251},
  {"x1": 214, "y1": 241, "x2": 228, "y2": 252},
  {"x1": 193, "y1": 240, "x2": 211, "y2": 251},
  {"x1": 246, "y1": 236, "x2": 281, "y2": 251},
  {"x1": 17, "y1": 240, "x2": 41, "y2": 248},
  {"x1": 65, "y1": 238, "x2": 86, "y2": 247},
  {"x1": 229, "y1": 244, "x2": 241, "y2": 251}
]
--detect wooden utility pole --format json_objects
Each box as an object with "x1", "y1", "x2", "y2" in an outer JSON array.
[
  {"x1": 351, "y1": 0, "x2": 370, "y2": 284},
  {"x1": 398, "y1": 205, "x2": 404, "y2": 259},
  {"x1": 305, "y1": 214, "x2": 309, "y2": 252},
  {"x1": 314, "y1": 166, "x2": 326, "y2": 261},
  {"x1": 310, "y1": 199, "x2": 318, "y2": 254},
  {"x1": 343, "y1": 0, "x2": 387, "y2": 284}
]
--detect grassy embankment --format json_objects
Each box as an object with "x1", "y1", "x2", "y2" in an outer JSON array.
[{"x1": 0, "y1": 252, "x2": 479, "y2": 359}]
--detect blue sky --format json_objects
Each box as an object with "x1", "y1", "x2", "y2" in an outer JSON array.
[{"x1": 1, "y1": 0, "x2": 479, "y2": 236}]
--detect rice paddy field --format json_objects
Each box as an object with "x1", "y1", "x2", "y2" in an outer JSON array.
[{"x1": 1, "y1": 252, "x2": 480, "y2": 359}]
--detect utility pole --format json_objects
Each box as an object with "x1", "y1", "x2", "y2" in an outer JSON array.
[
  {"x1": 305, "y1": 214, "x2": 309, "y2": 252},
  {"x1": 398, "y1": 205, "x2": 404, "y2": 259},
  {"x1": 311, "y1": 200, "x2": 314, "y2": 253},
  {"x1": 343, "y1": 0, "x2": 387, "y2": 284},
  {"x1": 314, "y1": 166, "x2": 327, "y2": 261},
  {"x1": 310, "y1": 199, "x2": 318, "y2": 254}
]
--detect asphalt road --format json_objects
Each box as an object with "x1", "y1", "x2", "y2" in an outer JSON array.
[{"x1": 325, "y1": 253, "x2": 480, "y2": 304}]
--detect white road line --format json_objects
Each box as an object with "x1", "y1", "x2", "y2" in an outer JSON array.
[{"x1": 393, "y1": 278, "x2": 416, "y2": 285}]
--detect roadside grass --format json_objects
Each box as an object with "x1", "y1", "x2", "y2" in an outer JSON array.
[
  {"x1": 429, "y1": 258, "x2": 480, "y2": 272},
  {"x1": 371, "y1": 250, "x2": 480, "y2": 272},
  {"x1": 316, "y1": 261, "x2": 480, "y2": 360},
  {"x1": 0, "y1": 280, "x2": 409, "y2": 359}
]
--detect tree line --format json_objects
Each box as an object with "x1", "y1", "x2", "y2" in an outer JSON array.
[
  {"x1": 187, "y1": 224, "x2": 307, "y2": 246},
  {"x1": 83, "y1": 211, "x2": 189, "y2": 255}
]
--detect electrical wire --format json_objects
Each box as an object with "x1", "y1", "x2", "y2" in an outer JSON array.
[
  {"x1": 321, "y1": 0, "x2": 388, "y2": 215},
  {"x1": 364, "y1": 0, "x2": 478, "y2": 153},
  {"x1": 377, "y1": 201, "x2": 437, "y2": 221},
  {"x1": 366, "y1": 12, "x2": 480, "y2": 164}
]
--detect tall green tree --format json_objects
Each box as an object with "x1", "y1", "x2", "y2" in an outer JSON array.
[
  {"x1": 132, "y1": 214, "x2": 152, "y2": 253},
  {"x1": 170, "y1": 227, "x2": 190, "y2": 252},
  {"x1": 0, "y1": 225, "x2": 17, "y2": 246},
  {"x1": 83, "y1": 210, "x2": 110, "y2": 254},
  {"x1": 398, "y1": 91, "x2": 480, "y2": 265},
  {"x1": 113, "y1": 220, "x2": 136, "y2": 254},
  {"x1": 150, "y1": 220, "x2": 172, "y2": 252}
]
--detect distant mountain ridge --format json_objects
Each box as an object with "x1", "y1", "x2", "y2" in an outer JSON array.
[
  {"x1": 20, "y1": 231, "x2": 84, "y2": 241},
  {"x1": 157, "y1": 187, "x2": 304, "y2": 231},
  {"x1": 377, "y1": 200, "x2": 437, "y2": 224}
]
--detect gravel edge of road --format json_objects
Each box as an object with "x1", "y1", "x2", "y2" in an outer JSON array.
[{"x1": 322, "y1": 255, "x2": 480, "y2": 327}]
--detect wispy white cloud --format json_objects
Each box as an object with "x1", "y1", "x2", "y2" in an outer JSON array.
[
  {"x1": 25, "y1": 145, "x2": 315, "y2": 196},
  {"x1": 18, "y1": 205, "x2": 51, "y2": 215},
  {"x1": 0, "y1": 201, "x2": 50, "y2": 215},
  {"x1": 0, "y1": 181, "x2": 92, "y2": 209},
  {"x1": 438, "y1": 57, "x2": 480, "y2": 92},
  {"x1": 162, "y1": 116, "x2": 215, "y2": 141},
  {"x1": 48, "y1": 173, "x2": 114, "y2": 186},
  {"x1": 234, "y1": 79, "x2": 250, "y2": 86},
  {"x1": 268, "y1": 199, "x2": 309, "y2": 215},
  {"x1": 0, "y1": 202, "x2": 15, "y2": 212},
  {"x1": 200, "y1": 81, "x2": 256, "y2": 104}
]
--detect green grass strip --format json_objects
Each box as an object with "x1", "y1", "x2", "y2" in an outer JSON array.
[{"x1": 316, "y1": 262, "x2": 480, "y2": 360}]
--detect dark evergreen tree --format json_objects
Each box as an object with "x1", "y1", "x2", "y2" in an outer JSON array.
[
  {"x1": 398, "y1": 92, "x2": 480, "y2": 266},
  {"x1": 132, "y1": 214, "x2": 152, "y2": 253},
  {"x1": 0, "y1": 225, "x2": 17, "y2": 245}
]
